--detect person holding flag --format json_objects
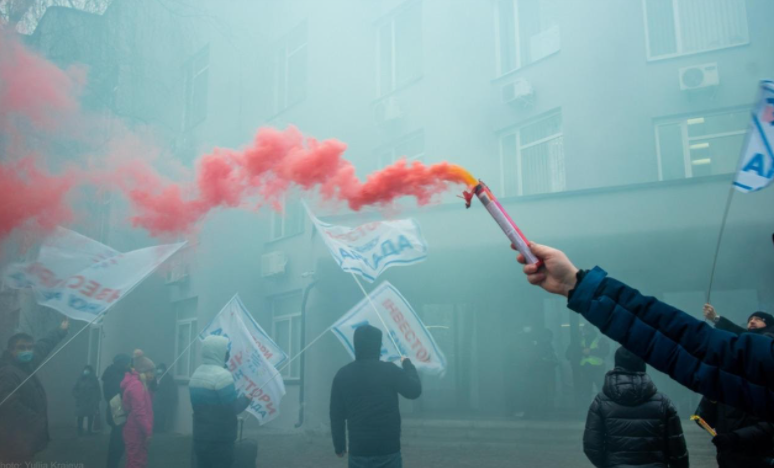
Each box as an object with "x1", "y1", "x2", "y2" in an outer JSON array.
[
  {"x1": 330, "y1": 324, "x2": 422, "y2": 468},
  {"x1": 0, "y1": 318, "x2": 69, "y2": 463}
]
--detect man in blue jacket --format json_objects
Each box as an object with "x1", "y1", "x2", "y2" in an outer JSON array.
[{"x1": 516, "y1": 242, "x2": 774, "y2": 422}]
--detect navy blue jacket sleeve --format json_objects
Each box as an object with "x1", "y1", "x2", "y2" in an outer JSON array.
[{"x1": 568, "y1": 267, "x2": 774, "y2": 421}]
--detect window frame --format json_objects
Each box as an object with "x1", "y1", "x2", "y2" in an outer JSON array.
[
  {"x1": 375, "y1": 0, "x2": 423, "y2": 97},
  {"x1": 86, "y1": 324, "x2": 102, "y2": 372},
  {"x1": 173, "y1": 298, "x2": 199, "y2": 380},
  {"x1": 271, "y1": 292, "x2": 303, "y2": 382},
  {"x1": 269, "y1": 194, "x2": 305, "y2": 241},
  {"x1": 376, "y1": 130, "x2": 425, "y2": 169},
  {"x1": 273, "y1": 22, "x2": 308, "y2": 114},
  {"x1": 494, "y1": 0, "x2": 561, "y2": 77},
  {"x1": 499, "y1": 109, "x2": 565, "y2": 196},
  {"x1": 182, "y1": 45, "x2": 210, "y2": 130},
  {"x1": 655, "y1": 107, "x2": 749, "y2": 181},
  {"x1": 641, "y1": 0, "x2": 750, "y2": 61}
]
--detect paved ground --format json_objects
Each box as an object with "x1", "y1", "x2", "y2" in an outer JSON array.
[{"x1": 34, "y1": 420, "x2": 717, "y2": 467}]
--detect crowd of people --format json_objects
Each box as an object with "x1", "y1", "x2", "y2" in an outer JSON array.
[{"x1": 2, "y1": 241, "x2": 774, "y2": 467}]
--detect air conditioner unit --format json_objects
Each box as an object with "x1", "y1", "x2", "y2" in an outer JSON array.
[
  {"x1": 374, "y1": 97, "x2": 404, "y2": 124},
  {"x1": 261, "y1": 251, "x2": 287, "y2": 278},
  {"x1": 679, "y1": 63, "x2": 719, "y2": 91},
  {"x1": 165, "y1": 264, "x2": 189, "y2": 285},
  {"x1": 502, "y1": 79, "x2": 534, "y2": 106}
]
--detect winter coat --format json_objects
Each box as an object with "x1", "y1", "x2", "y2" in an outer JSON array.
[
  {"x1": 330, "y1": 325, "x2": 422, "y2": 457},
  {"x1": 102, "y1": 363, "x2": 127, "y2": 427},
  {"x1": 121, "y1": 371, "x2": 153, "y2": 443},
  {"x1": 584, "y1": 369, "x2": 689, "y2": 468},
  {"x1": 0, "y1": 327, "x2": 67, "y2": 460},
  {"x1": 696, "y1": 397, "x2": 774, "y2": 468},
  {"x1": 152, "y1": 373, "x2": 177, "y2": 424},
  {"x1": 189, "y1": 336, "x2": 250, "y2": 443},
  {"x1": 568, "y1": 267, "x2": 774, "y2": 421},
  {"x1": 72, "y1": 374, "x2": 101, "y2": 417}
]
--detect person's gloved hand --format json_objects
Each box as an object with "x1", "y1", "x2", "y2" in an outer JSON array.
[{"x1": 712, "y1": 433, "x2": 740, "y2": 451}]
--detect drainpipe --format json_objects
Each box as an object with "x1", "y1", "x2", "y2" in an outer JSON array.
[{"x1": 294, "y1": 278, "x2": 317, "y2": 429}]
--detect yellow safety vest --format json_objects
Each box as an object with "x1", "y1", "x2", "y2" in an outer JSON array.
[{"x1": 580, "y1": 337, "x2": 603, "y2": 366}]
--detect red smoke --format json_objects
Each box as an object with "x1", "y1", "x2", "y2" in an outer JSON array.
[
  {"x1": 118, "y1": 126, "x2": 472, "y2": 236},
  {"x1": 0, "y1": 158, "x2": 76, "y2": 239},
  {"x1": 0, "y1": 29, "x2": 85, "y2": 131}
]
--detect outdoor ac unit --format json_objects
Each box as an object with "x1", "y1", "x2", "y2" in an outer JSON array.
[
  {"x1": 502, "y1": 79, "x2": 534, "y2": 105},
  {"x1": 261, "y1": 251, "x2": 287, "y2": 278},
  {"x1": 374, "y1": 97, "x2": 404, "y2": 124},
  {"x1": 679, "y1": 63, "x2": 719, "y2": 91}
]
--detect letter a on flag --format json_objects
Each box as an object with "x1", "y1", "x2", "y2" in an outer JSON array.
[{"x1": 734, "y1": 80, "x2": 774, "y2": 193}]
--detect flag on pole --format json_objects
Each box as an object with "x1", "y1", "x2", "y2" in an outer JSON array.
[
  {"x1": 200, "y1": 295, "x2": 287, "y2": 425},
  {"x1": 734, "y1": 80, "x2": 774, "y2": 193},
  {"x1": 305, "y1": 203, "x2": 428, "y2": 282},
  {"x1": 331, "y1": 281, "x2": 447, "y2": 376},
  {"x1": 3, "y1": 227, "x2": 184, "y2": 322}
]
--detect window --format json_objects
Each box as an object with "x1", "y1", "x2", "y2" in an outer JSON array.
[
  {"x1": 174, "y1": 298, "x2": 198, "y2": 379},
  {"x1": 643, "y1": 0, "x2": 749, "y2": 60},
  {"x1": 274, "y1": 23, "x2": 308, "y2": 113},
  {"x1": 656, "y1": 108, "x2": 748, "y2": 180},
  {"x1": 500, "y1": 110, "x2": 565, "y2": 196},
  {"x1": 270, "y1": 195, "x2": 304, "y2": 241},
  {"x1": 377, "y1": 1, "x2": 423, "y2": 97},
  {"x1": 271, "y1": 293, "x2": 302, "y2": 380},
  {"x1": 183, "y1": 45, "x2": 209, "y2": 129},
  {"x1": 495, "y1": 0, "x2": 560, "y2": 76},
  {"x1": 377, "y1": 130, "x2": 425, "y2": 168}
]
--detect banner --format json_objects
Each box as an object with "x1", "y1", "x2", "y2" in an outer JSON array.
[
  {"x1": 331, "y1": 281, "x2": 446, "y2": 376},
  {"x1": 200, "y1": 294, "x2": 287, "y2": 425},
  {"x1": 305, "y1": 203, "x2": 428, "y2": 283},
  {"x1": 3, "y1": 227, "x2": 184, "y2": 322},
  {"x1": 734, "y1": 80, "x2": 774, "y2": 193}
]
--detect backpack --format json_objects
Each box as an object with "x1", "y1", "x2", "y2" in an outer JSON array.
[{"x1": 109, "y1": 393, "x2": 126, "y2": 426}]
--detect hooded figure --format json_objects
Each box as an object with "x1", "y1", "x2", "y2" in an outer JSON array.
[
  {"x1": 330, "y1": 324, "x2": 422, "y2": 468},
  {"x1": 583, "y1": 347, "x2": 689, "y2": 468},
  {"x1": 72, "y1": 364, "x2": 101, "y2": 435},
  {"x1": 121, "y1": 350, "x2": 155, "y2": 468},
  {"x1": 189, "y1": 335, "x2": 250, "y2": 468},
  {"x1": 103, "y1": 353, "x2": 132, "y2": 468}
]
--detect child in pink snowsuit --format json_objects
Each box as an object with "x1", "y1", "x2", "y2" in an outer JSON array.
[{"x1": 122, "y1": 350, "x2": 155, "y2": 468}]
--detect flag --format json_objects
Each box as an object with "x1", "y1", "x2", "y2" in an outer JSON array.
[
  {"x1": 200, "y1": 294, "x2": 287, "y2": 425},
  {"x1": 305, "y1": 203, "x2": 428, "y2": 282},
  {"x1": 734, "y1": 80, "x2": 774, "y2": 193},
  {"x1": 331, "y1": 281, "x2": 447, "y2": 376},
  {"x1": 3, "y1": 227, "x2": 184, "y2": 322}
]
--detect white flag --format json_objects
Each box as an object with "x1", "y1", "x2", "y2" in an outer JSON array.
[
  {"x1": 3, "y1": 227, "x2": 184, "y2": 322},
  {"x1": 331, "y1": 281, "x2": 447, "y2": 376},
  {"x1": 305, "y1": 204, "x2": 428, "y2": 282},
  {"x1": 200, "y1": 295, "x2": 287, "y2": 425},
  {"x1": 734, "y1": 80, "x2": 774, "y2": 193}
]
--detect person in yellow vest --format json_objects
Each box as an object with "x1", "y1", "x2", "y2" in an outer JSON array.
[{"x1": 567, "y1": 325, "x2": 609, "y2": 411}]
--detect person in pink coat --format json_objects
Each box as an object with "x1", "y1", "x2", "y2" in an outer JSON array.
[{"x1": 121, "y1": 350, "x2": 155, "y2": 468}]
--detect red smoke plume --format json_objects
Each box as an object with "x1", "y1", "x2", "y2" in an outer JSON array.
[{"x1": 117, "y1": 126, "x2": 472, "y2": 236}]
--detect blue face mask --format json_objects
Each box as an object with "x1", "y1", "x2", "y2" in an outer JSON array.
[{"x1": 17, "y1": 351, "x2": 34, "y2": 363}]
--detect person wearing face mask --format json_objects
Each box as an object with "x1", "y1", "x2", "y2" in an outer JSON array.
[
  {"x1": 152, "y1": 363, "x2": 178, "y2": 434},
  {"x1": 0, "y1": 318, "x2": 69, "y2": 464},
  {"x1": 72, "y1": 364, "x2": 101, "y2": 436},
  {"x1": 121, "y1": 349, "x2": 156, "y2": 468}
]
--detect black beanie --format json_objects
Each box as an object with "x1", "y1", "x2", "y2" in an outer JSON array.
[
  {"x1": 749, "y1": 311, "x2": 774, "y2": 325},
  {"x1": 615, "y1": 347, "x2": 645, "y2": 373},
  {"x1": 354, "y1": 325, "x2": 382, "y2": 360}
]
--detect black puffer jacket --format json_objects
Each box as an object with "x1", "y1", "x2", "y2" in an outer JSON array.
[{"x1": 584, "y1": 369, "x2": 689, "y2": 468}]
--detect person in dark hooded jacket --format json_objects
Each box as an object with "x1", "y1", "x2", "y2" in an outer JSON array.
[
  {"x1": 0, "y1": 319, "x2": 68, "y2": 464},
  {"x1": 330, "y1": 324, "x2": 422, "y2": 468},
  {"x1": 72, "y1": 364, "x2": 101, "y2": 435},
  {"x1": 695, "y1": 311, "x2": 774, "y2": 468},
  {"x1": 583, "y1": 347, "x2": 689, "y2": 468},
  {"x1": 102, "y1": 353, "x2": 132, "y2": 468}
]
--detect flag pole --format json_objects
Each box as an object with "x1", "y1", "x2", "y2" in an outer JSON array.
[{"x1": 706, "y1": 184, "x2": 736, "y2": 304}]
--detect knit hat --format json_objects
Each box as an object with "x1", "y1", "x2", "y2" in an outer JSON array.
[
  {"x1": 749, "y1": 311, "x2": 774, "y2": 325},
  {"x1": 614, "y1": 347, "x2": 645, "y2": 373},
  {"x1": 132, "y1": 349, "x2": 156, "y2": 373}
]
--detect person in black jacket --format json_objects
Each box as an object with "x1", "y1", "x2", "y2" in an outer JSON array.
[
  {"x1": 516, "y1": 242, "x2": 774, "y2": 421},
  {"x1": 102, "y1": 353, "x2": 131, "y2": 468},
  {"x1": 695, "y1": 312, "x2": 774, "y2": 467},
  {"x1": 152, "y1": 363, "x2": 178, "y2": 433},
  {"x1": 330, "y1": 324, "x2": 422, "y2": 468},
  {"x1": 72, "y1": 364, "x2": 101, "y2": 435},
  {"x1": 584, "y1": 347, "x2": 689, "y2": 468}
]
